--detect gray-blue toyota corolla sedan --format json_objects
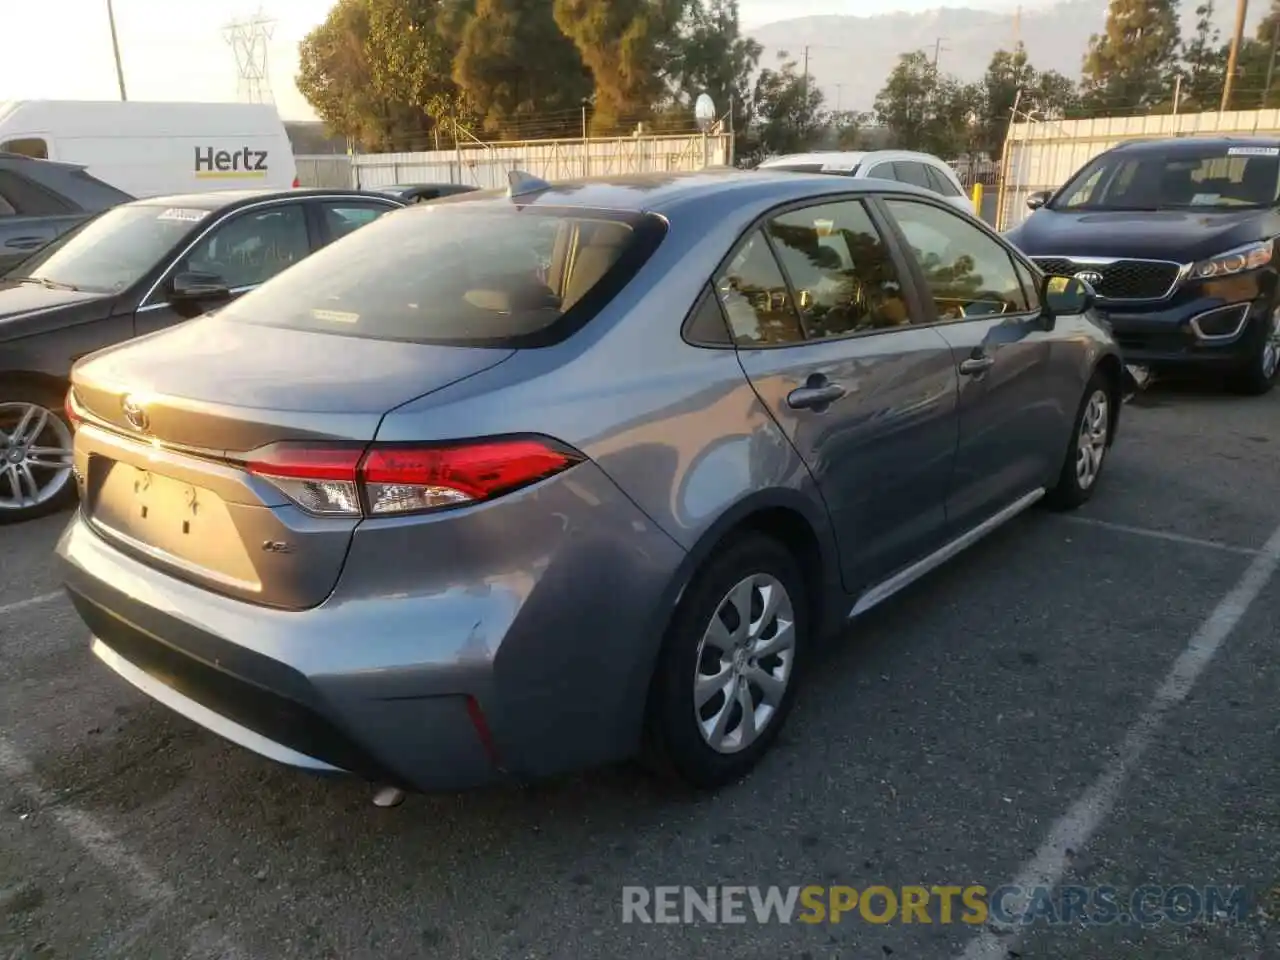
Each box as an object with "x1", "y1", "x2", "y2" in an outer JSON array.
[{"x1": 56, "y1": 169, "x2": 1123, "y2": 794}]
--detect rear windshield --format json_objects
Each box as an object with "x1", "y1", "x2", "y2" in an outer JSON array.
[
  {"x1": 220, "y1": 203, "x2": 662, "y2": 347},
  {"x1": 1053, "y1": 144, "x2": 1280, "y2": 211}
]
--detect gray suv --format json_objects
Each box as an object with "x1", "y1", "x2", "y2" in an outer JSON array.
[
  {"x1": 0, "y1": 154, "x2": 132, "y2": 272},
  {"x1": 58, "y1": 170, "x2": 1123, "y2": 796}
]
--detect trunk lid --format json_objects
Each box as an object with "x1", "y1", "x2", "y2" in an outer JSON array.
[{"x1": 71, "y1": 316, "x2": 514, "y2": 610}]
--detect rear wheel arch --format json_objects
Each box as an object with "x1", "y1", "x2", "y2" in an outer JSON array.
[
  {"x1": 679, "y1": 494, "x2": 839, "y2": 639},
  {"x1": 620, "y1": 491, "x2": 844, "y2": 754}
]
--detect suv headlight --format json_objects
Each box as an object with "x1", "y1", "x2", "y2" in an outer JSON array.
[{"x1": 1189, "y1": 239, "x2": 1275, "y2": 280}]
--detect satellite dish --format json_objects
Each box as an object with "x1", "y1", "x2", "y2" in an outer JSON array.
[{"x1": 695, "y1": 93, "x2": 717, "y2": 131}]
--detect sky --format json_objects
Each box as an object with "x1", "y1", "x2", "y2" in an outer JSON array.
[{"x1": 1, "y1": 0, "x2": 1022, "y2": 122}]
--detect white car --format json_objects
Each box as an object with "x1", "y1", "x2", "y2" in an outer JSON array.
[{"x1": 756, "y1": 150, "x2": 975, "y2": 214}]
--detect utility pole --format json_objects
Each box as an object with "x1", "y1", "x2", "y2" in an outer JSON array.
[
  {"x1": 801, "y1": 45, "x2": 811, "y2": 132},
  {"x1": 106, "y1": 0, "x2": 127, "y2": 101},
  {"x1": 932, "y1": 36, "x2": 949, "y2": 70},
  {"x1": 1222, "y1": 0, "x2": 1249, "y2": 111},
  {"x1": 1265, "y1": 21, "x2": 1280, "y2": 103},
  {"x1": 835, "y1": 83, "x2": 844, "y2": 112}
]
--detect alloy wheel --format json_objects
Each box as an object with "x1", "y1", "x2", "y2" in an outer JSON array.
[
  {"x1": 1075, "y1": 389, "x2": 1109, "y2": 490},
  {"x1": 1262, "y1": 308, "x2": 1280, "y2": 381},
  {"x1": 693, "y1": 573, "x2": 796, "y2": 755},
  {"x1": 0, "y1": 402, "x2": 74, "y2": 514}
]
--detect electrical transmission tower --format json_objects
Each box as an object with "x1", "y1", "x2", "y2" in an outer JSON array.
[{"x1": 224, "y1": 9, "x2": 276, "y2": 104}]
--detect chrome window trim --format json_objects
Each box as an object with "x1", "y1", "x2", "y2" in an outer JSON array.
[
  {"x1": 1188, "y1": 302, "x2": 1252, "y2": 342},
  {"x1": 137, "y1": 194, "x2": 404, "y2": 310},
  {"x1": 1028, "y1": 254, "x2": 1191, "y2": 302}
]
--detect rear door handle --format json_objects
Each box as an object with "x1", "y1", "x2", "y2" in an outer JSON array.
[
  {"x1": 959, "y1": 355, "x2": 995, "y2": 376},
  {"x1": 4, "y1": 236, "x2": 46, "y2": 250},
  {"x1": 787, "y1": 382, "x2": 847, "y2": 410}
]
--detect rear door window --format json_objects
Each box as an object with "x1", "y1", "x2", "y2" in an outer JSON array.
[
  {"x1": 923, "y1": 164, "x2": 963, "y2": 197},
  {"x1": 318, "y1": 200, "x2": 397, "y2": 243},
  {"x1": 714, "y1": 230, "x2": 806, "y2": 346},
  {"x1": 765, "y1": 200, "x2": 913, "y2": 337},
  {"x1": 219, "y1": 205, "x2": 664, "y2": 347},
  {"x1": 182, "y1": 204, "x2": 311, "y2": 289},
  {"x1": 0, "y1": 171, "x2": 74, "y2": 216},
  {"x1": 894, "y1": 162, "x2": 936, "y2": 191}
]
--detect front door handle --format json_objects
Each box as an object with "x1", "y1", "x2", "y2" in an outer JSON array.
[
  {"x1": 959, "y1": 355, "x2": 995, "y2": 376},
  {"x1": 4, "y1": 236, "x2": 46, "y2": 250},
  {"x1": 787, "y1": 380, "x2": 848, "y2": 410}
]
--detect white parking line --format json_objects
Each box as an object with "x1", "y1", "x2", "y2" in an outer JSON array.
[
  {"x1": 959, "y1": 518, "x2": 1280, "y2": 959},
  {"x1": 0, "y1": 591, "x2": 64, "y2": 617},
  {"x1": 0, "y1": 735, "x2": 174, "y2": 905},
  {"x1": 1057, "y1": 514, "x2": 1261, "y2": 556}
]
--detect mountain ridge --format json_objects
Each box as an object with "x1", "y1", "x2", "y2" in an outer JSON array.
[{"x1": 747, "y1": 0, "x2": 1267, "y2": 112}]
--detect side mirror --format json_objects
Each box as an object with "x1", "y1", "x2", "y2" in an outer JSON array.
[
  {"x1": 1042, "y1": 274, "x2": 1095, "y2": 318},
  {"x1": 170, "y1": 270, "x2": 231, "y2": 302},
  {"x1": 1026, "y1": 190, "x2": 1051, "y2": 211}
]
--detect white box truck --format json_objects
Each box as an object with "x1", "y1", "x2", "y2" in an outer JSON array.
[{"x1": 0, "y1": 100, "x2": 299, "y2": 198}]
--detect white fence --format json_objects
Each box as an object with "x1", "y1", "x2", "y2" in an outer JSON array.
[
  {"x1": 349, "y1": 133, "x2": 732, "y2": 190},
  {"x1": 997, "y1": 109, "x2": 1280, "y2": 231},
  {"x1": 294, "y1": 154, "x2": 352, "y2": 189}
]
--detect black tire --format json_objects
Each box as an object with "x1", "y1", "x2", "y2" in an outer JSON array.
[
  {"x1": 642, "y1": 533, "x2": 809, "y2": 789},
  {"x1": 1044, "y1": 369, "x2": 1114, "y2": 512},
  {"x1": 0, "y1": 384, "x2": 77, "y2": 525},
  {"x1": 1226, "y1": 309, "x2": 1280, "y2": 396}
]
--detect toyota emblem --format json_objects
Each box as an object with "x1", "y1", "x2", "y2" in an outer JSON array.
[
  {"x1": 1073, "y1": 270, "x2": 1104, "y2": 288},
  {"x1": 121, "y1": 396, "x2": 150, "y2": 433}
]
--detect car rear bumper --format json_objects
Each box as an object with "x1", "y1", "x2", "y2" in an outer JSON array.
[{"x1": 56, "y1": 462, "x2": 688, "y2": 792}]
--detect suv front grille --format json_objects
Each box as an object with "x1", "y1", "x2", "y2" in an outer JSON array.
[{"x1": 1031, "y1": 257, "x2": 1183, "y2": 301}]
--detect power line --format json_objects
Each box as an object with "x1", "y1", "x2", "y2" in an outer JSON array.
[{"x1": 224, "y1": 7, "x2": 276, "y2": 105}]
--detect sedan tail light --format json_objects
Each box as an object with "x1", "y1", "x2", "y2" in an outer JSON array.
[
  {"x1": 64, "y1": 387, "x2": 83, "y2": 428},
  {"x1": 244, "y1": 436, "x2": 585, "y2": 518}
]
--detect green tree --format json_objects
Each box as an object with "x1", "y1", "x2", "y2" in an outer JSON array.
[
  {"x1": 664, "y1": 0, "x2": 761, "y2": 155},
  {"x1": 874, "y1": 51, "x2": 938, "y2": 151},
  {"x1": 1080, "y1": 0, "x2": 1181, "y2": 114},
  {"x1": 873, "y1": 50, "x2": 977, "y2": 157},
  {"x1": 297, "y1": 0, "x2": 460, "y2": 151},
  {"x1": 977, "y1": 46, "x2": 1036, "y2": 157},
  {"x1": 1227, "y1": 3, "x2": 1280, "y2": 110},
  {"x1": 750, "y1": 51, "x2": 828, "y2": 157},
  {"x1": 553, "y1": 0, "x2": 683, "y2": 134},
  {"x1": 1180, "y1": 2, "x2": 1225, "y2": 110},
  {"x1": 1029, "y1": 69, "x2": 1079, "y2": 119},
  {"x1": 450, "y1": 0, "x2": 591, "y2": 138}
]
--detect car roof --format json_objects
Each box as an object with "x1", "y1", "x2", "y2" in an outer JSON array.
[
  {"x1": 121, "y1": 188, "x2": 405, "y2": 211},
  {"x1": 384, "y1": 182, "x2": 475, "y2": 191},
  {"x1": 429, "y1": 168, "x2": 942, "y2": 218},
  {"x1": 758, "y1": 149, "x2": 954, "y2": 173},
  {"x1": 1110, "y1": 136, "x2": 1280, "y2": 156},
  {"x1": 759, "y1": 151, "x2": 869, "y2": 171},
  {"x1": 0, "y1": 151, "x2": 87, "y2": 172}
]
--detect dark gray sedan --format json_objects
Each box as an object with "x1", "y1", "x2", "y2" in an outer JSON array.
[
  {"x1": 0, "y1": 153, "x2": 132, "y2": 272},
  {"x1": 57, "y1": 169, "x2": 1123, "y2": 798}
]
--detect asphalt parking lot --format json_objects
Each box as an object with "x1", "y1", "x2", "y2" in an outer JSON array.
[{"x1": 3, "y1": 380, "x2": 1280, "y2": 960}]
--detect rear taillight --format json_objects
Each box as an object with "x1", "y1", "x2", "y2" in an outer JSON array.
[
  {"x1": 292, "y1": 176, "x2": 301, "y2": 188},
  {"x1": 64, "y1": 387, "x2": 83, "y2": 429},
  {"x1": 244, "y1": 436, "x2": 584, "y2": 518}
]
